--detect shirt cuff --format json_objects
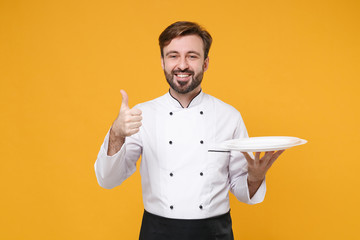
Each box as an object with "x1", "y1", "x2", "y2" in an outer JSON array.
[
  {"x1": 233, "y1": 173, "x2": 266, "y2": 204},
  {"x1": 94, "y1": 133, "x2": 127, "y2": 189}
]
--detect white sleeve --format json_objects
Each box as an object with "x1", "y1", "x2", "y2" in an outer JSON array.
[
  {"x1": 94, "y1": 130, "x2": 142, "y2": 189},
  {"x1": 228, "y1": 114, "x2": 266, "y2": 204}
]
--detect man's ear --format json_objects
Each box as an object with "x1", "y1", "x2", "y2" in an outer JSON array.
[
  {"x1": 161, "y1": 57, "x2": 164, "y2": 70},
  {"x1": 203, "y1": 56, "x2": 209, "y2": 72}
]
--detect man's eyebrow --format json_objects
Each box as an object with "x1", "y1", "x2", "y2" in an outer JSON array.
[
  {"x1": 165, "y1": 50, "x2": 201, "y2": 56},
  {"x1": 165, "y1": 51, "x2": 179, "y2": 56},
  {"x1": 187, "y1": 51, "x2": 201, "y2": 56}
]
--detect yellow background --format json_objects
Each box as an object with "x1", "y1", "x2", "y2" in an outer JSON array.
[{"x1": 1, "y1": 0, "x2": 359, "y2": 239}]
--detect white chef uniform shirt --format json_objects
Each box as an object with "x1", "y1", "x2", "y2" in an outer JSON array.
[{"x1": 95, "y1": 91, "x2": 266, "y2": 219}]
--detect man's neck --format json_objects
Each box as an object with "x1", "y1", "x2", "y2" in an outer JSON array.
[{"x1": 169, "y1": 87, "x2": 201, "y2": 108}]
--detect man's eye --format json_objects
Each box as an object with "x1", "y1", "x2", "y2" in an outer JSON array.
[
  {"x1": 169, "y1": 55, "x2": 177, "y2": 58},
  {"x1": 189, "y1": 55, "x2": 198, "y2": 59}
]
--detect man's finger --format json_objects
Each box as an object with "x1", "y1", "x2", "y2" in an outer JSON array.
[
  {"x1": 128, "y1": 128, "x2": 140, "y2": 136},
  {"x1": 262, "y1": 151, "x2": 275, "y2": 162},
  {"x1": 241, "y1": 152, "x2": 253, "y2": 163},
  {"x1": 129, "y1": 121, "x2": 142, "y2": 129},
  {"x1": 266, "y1": 150, "x2": 285, "y2": 168},
  {"x1": 255, "y1": 152, "x2": 261, "y2": 161},
  {"x1": 130, "y1": 115, "x2": 142, "y2": 122},
  {"x1": 120, "y1": 90, "x2": 129, "y2": 110},
  {"x1": 129, "y1": 108, "x2": 142, "y2": 116},
  {"x1": 271, "y1": 150, "x2": 285, "y2": 161},
  {"x1": 274, "y1": 149, "x2": 285, "y2": 157}
]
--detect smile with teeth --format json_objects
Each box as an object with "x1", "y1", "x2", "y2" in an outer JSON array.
[
  {"x1": 174, "y1": 73, "x2": 191, "y2": 87},
  {"x1": 175, "y1": 73, "x2": 192, "y2": 81},
  {"x1": 177, "y1": 74, "x2": 190, "y2": 78}
]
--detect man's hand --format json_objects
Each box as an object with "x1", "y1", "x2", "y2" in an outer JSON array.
[
  {"x1": 241, "y1": 150, "x2": 285, "y2": 198},
  {"x1": 107, "y1": 90, "x2": 142, "y2": 156}
]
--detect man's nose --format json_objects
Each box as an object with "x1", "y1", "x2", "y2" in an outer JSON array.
[{"x1": 178, "y1": 57, "x2": 189, "y2": 70}]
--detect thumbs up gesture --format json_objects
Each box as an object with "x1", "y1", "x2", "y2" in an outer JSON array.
[{"x1": 111, "y1": 90, "x2": 143, "y2": 138}]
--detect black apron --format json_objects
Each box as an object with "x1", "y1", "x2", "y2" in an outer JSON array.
[{"x1": 139, "y1": 210, "x2": 234, "y2": 240}]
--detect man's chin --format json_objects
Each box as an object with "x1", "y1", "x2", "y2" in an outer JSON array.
[
  {"x1": 173, "y1": 87, "x2": 190, "y2": 94},
  {"x1": 176, "y1": 80, "x2": 190, "y2": 88},
  {"x1": 172, "y1": 79, "x2": 190, "y2": 91},
  {"x1": 166, "y1": 75, "x2": 201, "y2": 94}
]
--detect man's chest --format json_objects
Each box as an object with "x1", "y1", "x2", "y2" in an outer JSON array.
[{"x1": 140, "y1": 103, "x2": 236, "y2": 169}]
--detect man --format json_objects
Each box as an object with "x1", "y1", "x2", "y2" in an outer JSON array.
[{"x1": 95, "y1": 21, "x2": 284, "y2": 240}]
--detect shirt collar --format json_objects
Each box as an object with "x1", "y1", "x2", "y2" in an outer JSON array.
[{"x1": 167, "y1": 89, "x2": 204, "y2": 109}]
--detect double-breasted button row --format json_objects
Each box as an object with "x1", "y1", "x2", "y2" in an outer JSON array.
[
  {"x1": 168, "y1": 140, "x2": 204, "y2": 145},
  {"x1": 168, "y1": 172, "x2": 204, "y2": 177},
  {"x1": 169, "y1": 205, "x2": 204, "y2": 210},
  {"x1": 167, "y1": 108, "x2": 206, "y2": 211},
  {"x1": 169, "y1": 111, "x2": 204, "y2": 115}
]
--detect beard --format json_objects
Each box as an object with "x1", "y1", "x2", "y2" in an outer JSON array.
[{"x1": 164, "y1": 68, "x2": 204, "y2": 94}]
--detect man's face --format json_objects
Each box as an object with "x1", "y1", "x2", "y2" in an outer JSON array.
[{"x1": 161, "y1": 35, "x2": 209, "y2": 94}]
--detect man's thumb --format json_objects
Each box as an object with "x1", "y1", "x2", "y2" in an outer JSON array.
[{"x1": 120, "y1": 90, "x2": 129, "y2": 109}]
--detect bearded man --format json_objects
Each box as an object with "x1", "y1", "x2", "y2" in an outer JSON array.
[{"x1": 95, "y1": 21, "x2": 284, "y2": 240}]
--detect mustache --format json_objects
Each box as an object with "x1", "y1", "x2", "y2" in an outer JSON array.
[{"x1": 172, "y1": 70, "x2": 194, "y2": 75}]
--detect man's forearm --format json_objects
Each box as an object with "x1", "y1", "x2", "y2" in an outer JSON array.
[
  {"x1": 107, "y1": 127, "x2": 125, "y2": 156},
  {"x1": 247, "y1": 178, "x2": 263, "y2": 199}
]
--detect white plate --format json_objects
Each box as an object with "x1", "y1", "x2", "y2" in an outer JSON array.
[{"x1": 214, "y1": 136, "x2": 307, "y2": 152}]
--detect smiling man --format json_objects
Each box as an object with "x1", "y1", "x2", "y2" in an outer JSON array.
[
  {"x1": 162, "y1": 34, "x2": 208, "y2": 96},
  {"x1": 95, "y1": 21, "x2": 284, "y2": 240}
]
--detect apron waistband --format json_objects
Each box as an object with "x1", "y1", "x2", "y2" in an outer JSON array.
[{"x1": 139, "y1": 210, "x2": 234, "y2": 240}]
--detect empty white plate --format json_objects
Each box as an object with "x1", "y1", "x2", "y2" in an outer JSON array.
[{"x1": 214, "y1": 136, "x2": 307, "y2": 152}]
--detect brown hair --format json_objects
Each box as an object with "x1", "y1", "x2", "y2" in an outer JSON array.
[{"x1": 159, "y1": 21, "x2": 212, "y2": 59}]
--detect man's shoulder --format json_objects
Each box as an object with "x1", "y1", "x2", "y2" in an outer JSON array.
[
  {"x1": 135, "y1": 93, "x2": 168, "y2": 110},
  {"x1": 204, "y1": 93, "x2": 241, "y2": 117}
]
